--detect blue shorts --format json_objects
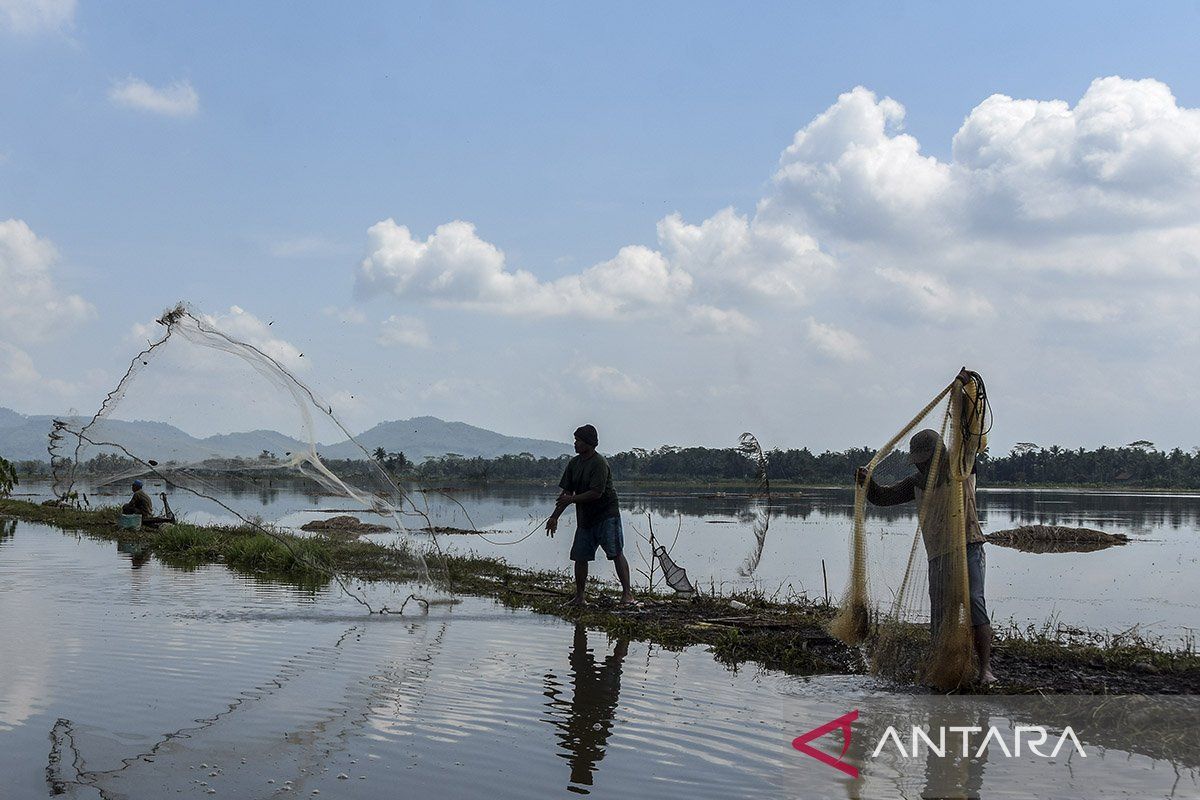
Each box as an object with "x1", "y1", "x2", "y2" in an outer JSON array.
[
  {"x1": 570, "y1": 515, "x2": 624, "y2": 562},
  {"x1": 929, "y1": 542, "x2": 990, "y2": 633}
]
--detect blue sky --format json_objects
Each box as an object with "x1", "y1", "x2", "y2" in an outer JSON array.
[{"x1": 4, "y1": 2, "x2": 1200, "y2": 453}]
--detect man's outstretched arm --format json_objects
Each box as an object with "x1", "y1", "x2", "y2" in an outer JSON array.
[{"x1": 855, "y1": 468, "x2": 918, "y2": 506}]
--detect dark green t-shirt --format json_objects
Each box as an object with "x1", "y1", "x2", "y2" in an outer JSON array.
[{"x1": 559, "y1": 453, "x2": 620, "y2": 528}]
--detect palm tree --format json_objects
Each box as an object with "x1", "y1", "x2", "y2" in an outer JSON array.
[{"x1": 372, "y1": 446, "x2": 387, "y2": 461}]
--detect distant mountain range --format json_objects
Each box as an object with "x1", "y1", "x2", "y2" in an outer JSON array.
[{"x1": 0, "y1": 408, "x2": 571, "y2": 463}]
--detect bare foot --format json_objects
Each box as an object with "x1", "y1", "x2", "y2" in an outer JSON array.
[
  {"x1": 619, "y1": 593, "x2": 640, "y2": 608},
  {"x1": 563, "y1": 595, "x2": 587, "y2": 608},
  {"x1": 978, "y1": 670, "x2": 997, "y2": 686}
]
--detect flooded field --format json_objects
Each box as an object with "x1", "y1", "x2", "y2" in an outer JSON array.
[
  {"x1": 1, "y1": 518, "x2": 1197, "y2": 798},
  {"x1": 16, "y1": 481, "x2": 1199, "y2": 645}
]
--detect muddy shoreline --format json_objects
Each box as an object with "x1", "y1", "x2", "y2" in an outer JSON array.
[{"x1": 2, "y1": 498, "x2": 1196, "y2": 695}]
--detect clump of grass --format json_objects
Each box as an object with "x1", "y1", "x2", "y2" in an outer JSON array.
[
  {"x1": 117, "y1": 518, "x2": 332, "y2": 587},
  {"x1": 870, "y1": 621, "x2": 930, "y2": 685},
  {"x1": 996, "y1": 618, "x2": 1200, "y2": 673},
  {"x1": 223, "y1": 532, "x2": 331, "y2": 577},
  {"x1": 0, "y1": 498, "x2": 120, "y2": 530},
  {"x1": 149, "y1": 524, "x2": 224, "y2": 566}
]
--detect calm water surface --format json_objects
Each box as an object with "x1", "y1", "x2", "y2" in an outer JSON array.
[
  {"x1": 18, "y1": 480, "x2": 1198, "y2": 643},
  {"x1": 1, "y1": 520, "x2": 1197, "y2": 799}
]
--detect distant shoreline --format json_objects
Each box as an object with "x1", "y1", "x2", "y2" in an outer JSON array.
[{"x1": 12, "y1": 470, "x2": 1200, "y2": 496}]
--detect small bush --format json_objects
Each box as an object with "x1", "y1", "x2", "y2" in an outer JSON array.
[{"x1": 0, "y1": 455, "x2": 18, "y2": 498}]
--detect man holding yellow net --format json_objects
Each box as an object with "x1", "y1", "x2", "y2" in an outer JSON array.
[
  {"x1": 857, "y1": 424, "x2": 995, "y2": 685},
  {"x1": 836, "y1": 368, "x2": 995, "y2": 689}
]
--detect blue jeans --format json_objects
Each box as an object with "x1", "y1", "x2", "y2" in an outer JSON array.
[
  {"x1": 570, "y1": 515, "x2": 624, "y2": 562},
  {"x1": 929, "y1": 542, "x2": 990, "y2": 638}
]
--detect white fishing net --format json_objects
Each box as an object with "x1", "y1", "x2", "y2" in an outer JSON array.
[
  {"x1": 735, "y1": 432, "x2": 771, "y2": 578},
  {"x1": 49, "y1": 302, "x2": 445, "y2": 612}
]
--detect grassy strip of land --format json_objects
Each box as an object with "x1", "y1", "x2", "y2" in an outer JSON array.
[{"x1": 2, "y1": 498, "x2": 1197, "y2": 694}]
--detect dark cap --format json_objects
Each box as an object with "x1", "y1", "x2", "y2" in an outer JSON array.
[
  {"x1": 132, "y1": 479, "x2": 144, "y2": 489},
  {"x1": 574, "y1": 424, "x2": 599, "y2": 447},
  {"x1": 908, "y1": 429, "x2": 942, "y2": 465}
]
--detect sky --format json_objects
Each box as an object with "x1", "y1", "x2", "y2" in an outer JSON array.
[{"x1": 3, "y1": 1, "x2": 1200, "y2": 454}]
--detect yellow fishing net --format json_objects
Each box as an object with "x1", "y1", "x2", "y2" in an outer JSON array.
[{"x1": 829, "y1": 370, "x2": 989, "y2": 690}]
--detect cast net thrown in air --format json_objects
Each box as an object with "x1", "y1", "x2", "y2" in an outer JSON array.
[
  {"x1": 828, "y1": 371, "x2": 990, "y2": 690},
  {"x1": 49, "y1": 302, "x2": 444, "y2": 613}
]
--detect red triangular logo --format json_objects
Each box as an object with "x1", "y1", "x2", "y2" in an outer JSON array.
[{"x1": 792, "y1": 709, "x2": 860, "y2": 778}]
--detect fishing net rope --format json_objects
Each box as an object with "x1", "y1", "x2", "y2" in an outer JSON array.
[
  {"x1": 736, "y1": 432, "x2": 771, "y2": 578},
  {"x1": 48, "y1": 302, "x2": 448, "y2": 613},
  {"x1": 828, "y1": 371, "x2": 990, "y2": 690}
]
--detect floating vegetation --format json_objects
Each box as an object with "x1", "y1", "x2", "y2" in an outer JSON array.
[
  {"x1": 299, "y1": 515, "x2": 391, "y2": 534},
  {"x1": 986, "y1": 525, "x2": 1130, "y2": 553}
]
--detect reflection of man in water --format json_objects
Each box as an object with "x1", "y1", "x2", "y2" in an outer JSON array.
[
  {"x1": 838, "y1": 702, "x2": 989, "y2": 800},
  {"x1": 129, "y1": 547, "x2": 152, "y2": 569},
  {"x1": 543, "y1": 624, "x2": 628, "y2": 792},
  {"x1": 921, "y1": 706, "x2": 988, "y2": 800}
]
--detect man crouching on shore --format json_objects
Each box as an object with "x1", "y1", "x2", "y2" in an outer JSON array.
[{"x1": 545, "y1": 424, "x2": 635, "y2": 607}]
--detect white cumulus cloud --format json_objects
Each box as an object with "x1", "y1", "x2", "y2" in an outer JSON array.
[
  {"x1": 0, "y1": 341, "x2": 42, "y2": 386},
  {"x1": 685, "y1": 304, "x2": 758, "y2": 337},
  {"x1": 771, "y1": 86, "x2": 953, "y2": 243},
  {"x1": 875, "y1": 266, "x2": 994, "y2": 320},
  {"x1": 804, "y1": 318, "x2": 868, "y2": 362},
  {"x1": 353, "y1": 75, "x2": 1200, "y2": 414},
  {"x1": 952, "y1": 77, "x2": 1200, "y2": 233},
  {"x1": 657, "y1": 208, "x2": 834, "y2": 304},
  {"x1": 0, "y1": 219, "x2": 93, "y2": 342},
  {"x1": 356, "y1": 219, "x2": 693, "y2": 318},
  {"x1": 354, "y1": 212, "x2": 830, "y2": 328},
  {"x1": 109, "y1": 77, "x2": 200, "y2": 118},
  {"x1": 0, "y1": 341, "x2": 74, "y2": 397}
]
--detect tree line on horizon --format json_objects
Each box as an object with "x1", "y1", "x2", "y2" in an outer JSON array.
[
  {"x1": 11, "y1": 440, "x2": 1200, "y2": 489},
  {"x1": 391, "y1": 441, "x2": 1200, "y2": 488}
]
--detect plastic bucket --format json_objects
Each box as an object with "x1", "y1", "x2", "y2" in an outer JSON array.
[{"x1": 118, "y1": 513, "x2": 143, "y2": 531}]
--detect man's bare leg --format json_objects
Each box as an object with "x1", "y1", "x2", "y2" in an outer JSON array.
[
  {"x1": 974, "y1": 623, "x2": 995, "y2": 684},
  {"x1": 613, "y1": 554, "x2": 634, "y2": 604},
  {"x1": 568, "y1": 560, "x2": 588, "y2": 606}
]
